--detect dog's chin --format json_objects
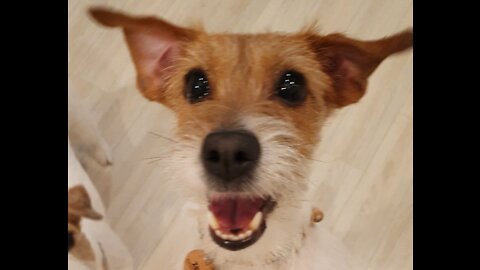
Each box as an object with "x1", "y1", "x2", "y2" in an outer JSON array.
[{"x1": 206, "y1": 192, "x2": 277, "y2": 251}]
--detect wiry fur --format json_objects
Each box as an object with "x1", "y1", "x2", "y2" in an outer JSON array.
[
  {"x1": 155, "y1": 115, "x2": 349, "y2": 269},
  {"x1": 89, "y1": 7, "x2": 412, "y2": 270}
]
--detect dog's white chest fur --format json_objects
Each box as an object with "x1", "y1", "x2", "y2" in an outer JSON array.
[{"x1": 152, "y1": 203, "x2": 351, "y2": 270}]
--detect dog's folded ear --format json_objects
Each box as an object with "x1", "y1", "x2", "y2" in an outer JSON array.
[
  {"x1": 68, "y1": 185, "x2": 103, "y2": 220},
  {"x1": 308, "y1": 29, "x2": 412, "y2": 108},
  {"x1": 89, "y1": 7, "x2": 198, "y2": 102}
]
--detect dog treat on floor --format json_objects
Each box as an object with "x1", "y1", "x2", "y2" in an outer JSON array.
[
  {"x1": 184, "y1": 249, "x2": 215, "y2": 270},
  {"x1": 311, "y1": 208, "x2": 324, "y2": 223}
]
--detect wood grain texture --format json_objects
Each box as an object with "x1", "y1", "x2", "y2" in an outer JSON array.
[{"x1": 68, "y1": 0, "x2": 412, "y2": 269}]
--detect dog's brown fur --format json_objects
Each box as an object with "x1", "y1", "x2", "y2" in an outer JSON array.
[
  {"x1": 68, "y1": 185, "x2": 103, "y2": 261},
  {"x1": 89, "y1": 7, "x2": 411, "y2": 160},
  {"x1": 68, "y1": 185, "x2": 102, "y2": 228},
  {"x1": 89, "y1": 7, "x2": 412, "y2": 268}
]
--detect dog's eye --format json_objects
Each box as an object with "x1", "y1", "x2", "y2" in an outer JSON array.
[
  {"x1": 275, "y1": 71, "x2": 306, "y2": 106},
  {"x1": 184, "y1": 69, "x2": 210, "y2": 103}
]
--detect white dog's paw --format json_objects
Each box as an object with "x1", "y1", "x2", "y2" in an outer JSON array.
[
  {"x1": 70, "y1": 129, "x2": 113, "y2": 169},
  {"x1": 69, "y1": 86, "x2": 113, "y2": 168},
  {"x1": 91, "y1": 135, "x2": 113, "y2": 166}
]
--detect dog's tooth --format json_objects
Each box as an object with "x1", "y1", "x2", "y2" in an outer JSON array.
[
  {"x1": 220, "y1": 233, "x2": 229, "y2": 240},
  {"x1": 215, "y1": 230, "x2": 222, "y2": 237},
  {"x1": 230, "y1": 235, "x2": 240, "y2": 241},
  {"x1": 208, "y1": 211, "x2": 219, "y2": 230},
  {"x1": 245, "y1": 230, "x2": 253, "y2": 237},
  {"x1": 249, "y1": 212, "x2": 263, "y2": 230},
  {"x1": 237, "y1": 232, "x2": 246, "y2": 240}
]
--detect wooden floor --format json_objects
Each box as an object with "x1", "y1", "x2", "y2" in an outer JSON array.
[{"x1": 68, "y1": 0, "x2": 412, "y2": 269}]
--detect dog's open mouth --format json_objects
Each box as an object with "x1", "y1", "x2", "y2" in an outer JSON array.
[{"x1": 207, "y1": 195, "x2": 276, "y2": 251}]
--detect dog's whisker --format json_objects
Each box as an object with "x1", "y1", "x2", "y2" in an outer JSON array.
[
  {"x1": 289, "y1": 143, "x2": 315, "y2": 147},
  {"x1": 146, "y1": 159, "x2": 163, "y2": 165},
  {"x1": 146, "y1": 159, "x2": 165, "y2": 165},
  {"x1": 148, "y1": 131, "x2": 179, "y2": 143},
  {"x1": 305, "y1": 157, "x2": 330, "y2": 163},
  {"x1": 142, "y1": 156, "x2": 168, "y2": 160},
  {"x1": 142, "y1": 154, "x2": 178, "y2": 165}
]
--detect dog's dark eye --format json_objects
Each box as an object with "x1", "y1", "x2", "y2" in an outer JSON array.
[
  {"x1": 275, "y1": 71, "x2": 306, "y2": 106},
  {"x1": 184, "y1": 69, "x2": 210, "y2": 103},
  {"x1": 68, "y1": 232, "x2": 74, "y2": 251}
]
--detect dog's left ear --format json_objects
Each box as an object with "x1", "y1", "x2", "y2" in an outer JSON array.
[{"x1": 308, "y1": 29, "x2": 412, "y2": 108}]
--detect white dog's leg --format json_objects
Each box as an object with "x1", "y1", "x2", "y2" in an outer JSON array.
[
  {"x1": 69, "y1": 138, "x2": 133, "y2": 270},
  {"x1": 68, "y1": 84, "x2": 112, "y2": 168}
]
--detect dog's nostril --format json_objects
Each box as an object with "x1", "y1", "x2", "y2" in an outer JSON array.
[
  {"x1": 234, "y1": 151, "x2": 249, "y2": 163},
  {"x1": 206, "y1": 150, "x2": 220, "y2": 162}
]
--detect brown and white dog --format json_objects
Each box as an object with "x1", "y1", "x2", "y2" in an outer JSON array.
[
  {"x1": 89, "y1": 7, "x2": 412, "y2": 270},
  {"x1": 68, "y1": 85, "x2": 133, "y2": 270}
]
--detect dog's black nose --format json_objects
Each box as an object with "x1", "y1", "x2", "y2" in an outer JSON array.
[{"x1": 201, "y1": 130, "x2": 260, "y2": 181}]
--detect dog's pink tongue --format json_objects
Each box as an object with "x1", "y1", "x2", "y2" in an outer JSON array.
[{"x1": 209, "y1": 197, "x2": 264, "y2": 233}]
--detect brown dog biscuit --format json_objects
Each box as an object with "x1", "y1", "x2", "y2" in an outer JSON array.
[
  {"x1": 311, "y1": 208, "x2": 324, "y2": 224},
  {"x1": 184, "y1": 249, "x2": 215, "y2": 270}
]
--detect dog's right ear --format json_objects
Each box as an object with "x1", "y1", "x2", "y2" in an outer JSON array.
[
  {"x1": 68, "y1": 185, "x2": 102, "y2": 220},
  {"x1": 89, "y1": 7, "x2": 198, "y2": 102},
  {"x1": 308, "y1": 29, "x2": 412, "y2": 108}
]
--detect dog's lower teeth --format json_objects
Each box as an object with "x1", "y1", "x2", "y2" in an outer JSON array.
[
  {"x1": 214, "y1": 229, "x2": 254, "y2": 241},
  {"x1": 249, "y1": 212, "x2": 263, "y2": 230},
  {"x1": 210, "y1": 211, "x2": 262, "y2": 241},
  {"x1": 208, "y1": 211, "x2": 219, "y2": 230},
  {"x1": 215, "y1": 230, "x2": 222, "y2": 237}
]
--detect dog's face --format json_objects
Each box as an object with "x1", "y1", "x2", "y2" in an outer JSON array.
[
  {"x1": 90, "y1": 7, "x2": 412, "y2": 262},
  {"x1": 157, "y1": 34, "x2": 331, "y2": 253}
]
